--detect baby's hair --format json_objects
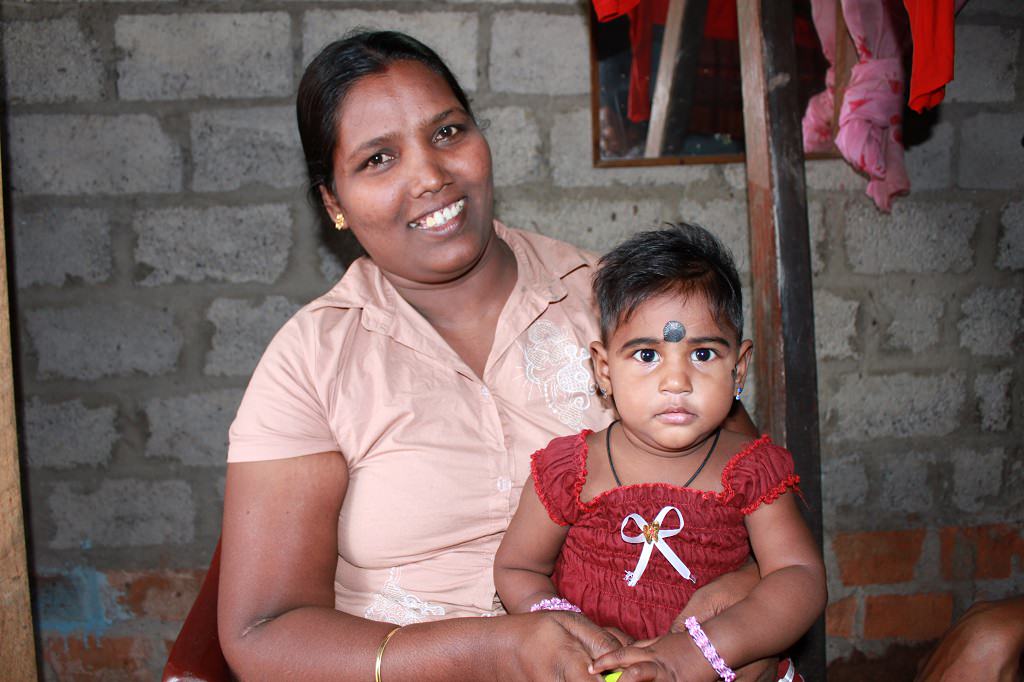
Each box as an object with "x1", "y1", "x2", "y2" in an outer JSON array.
[{"x1": 594, "y1": 222, "x2": 744, "y2": 342}]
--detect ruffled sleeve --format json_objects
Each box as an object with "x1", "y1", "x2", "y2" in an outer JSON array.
[
  {"x1": 530, "y1": 431, "x2": 590, "y2": 526},
  {"x1": 720, "y1": 437, "x2": 801, "y2": 515}
]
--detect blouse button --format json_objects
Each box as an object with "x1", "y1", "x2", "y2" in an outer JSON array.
[
  {"x1": 480, "y1": 386, "x2": 491, "y2": 398},
  {"x1": 496, "y1": 477, "x2": 512, "y2": 492}
]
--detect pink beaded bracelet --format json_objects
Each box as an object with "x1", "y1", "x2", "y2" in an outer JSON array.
[
  {"x1": 683, "y1": 616, "x2": 736, "y2": 682},
  {"x1": 529, "y1": 597, "x2": 582, "y2": 613}
]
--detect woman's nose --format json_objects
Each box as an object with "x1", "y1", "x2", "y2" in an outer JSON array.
[{"x1": 409, "y1": 148, "x2": 449, "y2": 196}]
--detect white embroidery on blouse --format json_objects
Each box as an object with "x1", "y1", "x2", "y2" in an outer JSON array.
[
  {"x1": 364, "y1": 567, "x2": 446, "y2": 625},
  {"x1": 521, "y1": 319, "x2": 594, "y2": 430}
]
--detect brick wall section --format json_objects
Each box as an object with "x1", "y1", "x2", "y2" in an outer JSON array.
[
  {"x1": 863, "y1": 594, "x2": 956, "y2": 641},
  {"x1": 833, "y1": 530, "x2": 926, "y2": 586},
  {"x1": 940, "y1": 524, "x2": 1024, "y2": 581},
  {"x1": 1, "y1": 0, "x2": 1021, "y2": 678}
]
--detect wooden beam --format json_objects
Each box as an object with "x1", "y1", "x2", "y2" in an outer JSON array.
[
  {"x1": 0, "y1": 132, "x2": 38, "y2": 680},
  {"x1": 661, "y1": 0, "x2": 712, "y2": 157},
  {"x1": 644, "y1": 0, "x2": 711, "y2": 158},
  {"x1": 645, "y1": 0, "x2": 689, "y2": 157},
  {"x1": 737, "y1": 0, "x2": 825, "y2": 677},
  {"x1": 831, "y1": 4, "x2": 857, "y2": 135}
]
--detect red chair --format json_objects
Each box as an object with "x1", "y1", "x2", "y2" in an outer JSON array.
[{"x1": 163, "y1": 539, "x2": 232, "y2": 682}]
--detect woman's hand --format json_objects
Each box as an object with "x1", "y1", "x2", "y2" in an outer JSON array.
[
  {"x1": 915, "y1": 597, "x2": 1024, "y2": 682},
  {"x1": 504, "y1": 611, "x2": 628, "y2": 681}
]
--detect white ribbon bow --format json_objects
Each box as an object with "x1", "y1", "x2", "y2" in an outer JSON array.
[{"x1": 620, "y1": 505, "x2": 696, "y2": 587}]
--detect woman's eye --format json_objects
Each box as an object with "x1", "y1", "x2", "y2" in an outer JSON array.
[
  {"x1": 365, "y1": 151, "x2": 395, "y2": 168},
  {"x1": 632, "y1": 349, "x2": 660, "y2": 363},
  {"x1": 690, "y1": 348, "x2": 716, "y2": 362},
  {"x1": 434, "y1": 124, "x2": 461, "y2": 142}
]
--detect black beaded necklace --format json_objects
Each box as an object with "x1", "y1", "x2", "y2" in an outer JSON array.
[{"x1": 606, "y1": 420, "x2": 721, "y2": 489}]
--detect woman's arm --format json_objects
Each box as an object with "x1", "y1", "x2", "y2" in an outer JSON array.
[
  {"x1": 494, "y1": 475, "x2": 572, "y2": 613},
  {"x1": 219, "y1": 454, "x2": 621, "y2": 681},
  {"x1": 590, "y1": 491, "x2": 825, "y2": 680},
  {"x1": 915, "y1": 596, "x2": 1024, "y2": 682}
]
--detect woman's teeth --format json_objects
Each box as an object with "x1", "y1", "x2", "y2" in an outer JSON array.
[{"x1": 410, "y1": 199, "x2": 465, "y2": 229}]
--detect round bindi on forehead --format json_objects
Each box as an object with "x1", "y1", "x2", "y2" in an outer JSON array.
[{"x1": 663, "y1": 320, "x2": 686, "y2": 343}]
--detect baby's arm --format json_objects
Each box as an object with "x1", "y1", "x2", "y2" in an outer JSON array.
[
  {"x1": 697, "y1": 491, "x2": 827, "y2": 663},
  {"x1": 591, "y1": 491, "x2": 826, "y2": 680},
  {"x1": 494, "y1": 475, "x2": 572, "y2": 613}
]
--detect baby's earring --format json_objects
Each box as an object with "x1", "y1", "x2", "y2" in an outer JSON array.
[
  {"x1": 334, "y1": 213, "x2": 347, "y2": 230},
  {"x1": 596, "y1": 385, "x2": 609, "y2": 398},
  {"x1": 734, "y1": 386, "x2": 744, "y2": 401}
]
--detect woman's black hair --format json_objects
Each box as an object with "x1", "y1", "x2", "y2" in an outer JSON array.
[
  {"x1": 594, "y1": 222, "x2": 744, "y2": 342},
  {"x1": 296, "y1": 30, "x2": 473, "y2": 203}
]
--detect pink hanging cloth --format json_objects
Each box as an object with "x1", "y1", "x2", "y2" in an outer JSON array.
[
  {"x1": 835, "y1": 0, "x2": 910, "y2": 212},
  {"x1": 802, "y1": 0, "x2": 838, "y2": 154},
  {"x1": 805, "y1": 0, "x2": 971, "y2": 210},
  {"x1": 804, "y1": 0, "x2": 910, "y2": 212}
]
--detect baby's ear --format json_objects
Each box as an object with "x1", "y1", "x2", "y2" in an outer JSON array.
[
  {"x1": 735, "y1": 339, "x2": 754, "y2": 385},
  {"x1": 590, "y1": 341, "x2": 612, "y2": 397}
]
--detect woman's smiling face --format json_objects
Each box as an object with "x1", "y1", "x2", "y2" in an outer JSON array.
[{"x1": 320, "y1": 60, "x2": 495, "y2": 287}]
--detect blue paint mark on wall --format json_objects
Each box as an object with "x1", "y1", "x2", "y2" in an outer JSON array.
[{"x1": 36, "y1": 566, "x2": 126, "y2": 637}]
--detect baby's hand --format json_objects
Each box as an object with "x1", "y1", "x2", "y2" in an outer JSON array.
[{"x1": 589, "y1": 633, "x2": 717, "y2": 682}]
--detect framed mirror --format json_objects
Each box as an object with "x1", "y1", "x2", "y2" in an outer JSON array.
[{"x1": 589, "y1": 0, "x2": 848, "y2": 166}]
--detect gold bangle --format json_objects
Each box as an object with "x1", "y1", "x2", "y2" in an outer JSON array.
[{"x1": 374, "y1": 625, "x2": 401, "y2": 682}]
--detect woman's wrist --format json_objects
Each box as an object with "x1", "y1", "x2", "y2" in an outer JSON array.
[
  {"x1": 374, "y1": 626, "x2": 402, "y2": 682},
  {"x1": 365, "y1": 616, "x2": 517, "y2": 680}
]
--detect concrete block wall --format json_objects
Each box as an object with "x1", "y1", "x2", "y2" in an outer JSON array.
[{"x1": 2, "y1": 0, "x2": 1021, "y2": 678}]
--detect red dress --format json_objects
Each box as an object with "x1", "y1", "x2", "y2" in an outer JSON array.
[{"x1": 531, "y1": 431, "x2": 800, "y2": 640}]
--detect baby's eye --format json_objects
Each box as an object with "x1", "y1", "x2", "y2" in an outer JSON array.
[
  {"x1": 690, "y1": 348, "x2": 717, "y2": 362},
  {"x1": 434, "y1": 124, "x2": 462, "y2": 142},
  {"x1": 632, "y1": 349, "x2": 661, "y2": 363}
]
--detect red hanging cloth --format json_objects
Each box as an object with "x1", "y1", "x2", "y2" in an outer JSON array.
[
  {"x1": 592, "y1": 0, "x2": 738, "y2": 123},
  {"x1": 903, "y1": 0, "x2": 968, "y2": 112}
]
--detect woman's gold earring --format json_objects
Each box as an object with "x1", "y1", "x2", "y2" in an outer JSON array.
[{"x1": 334, "y1": 213, "x2": 346, "y2": 231}]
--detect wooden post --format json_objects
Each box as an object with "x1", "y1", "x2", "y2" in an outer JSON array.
[
  {"x1": 737, "y1": 0, "x2": 825, "y2": 677},
  {"x1": 0, "y1": 135, "x2": 39, "y2": 679}
]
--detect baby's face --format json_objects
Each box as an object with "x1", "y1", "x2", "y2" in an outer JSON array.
[{"x1": 593, "y1": 292, "x2": 751, "y2": 456}]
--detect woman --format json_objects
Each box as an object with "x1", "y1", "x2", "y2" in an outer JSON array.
[{"x1": 218, "y1": 31, "x2": 761, "y2": 681}]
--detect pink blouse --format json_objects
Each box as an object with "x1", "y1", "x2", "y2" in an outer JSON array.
[{"x1": 228, "y1": 222, "x2": 615, "y2": 624}]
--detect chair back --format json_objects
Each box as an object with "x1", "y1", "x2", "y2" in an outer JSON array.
[{"x1": 162, "y1": 539, "x2": 231, "y2": 682}]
